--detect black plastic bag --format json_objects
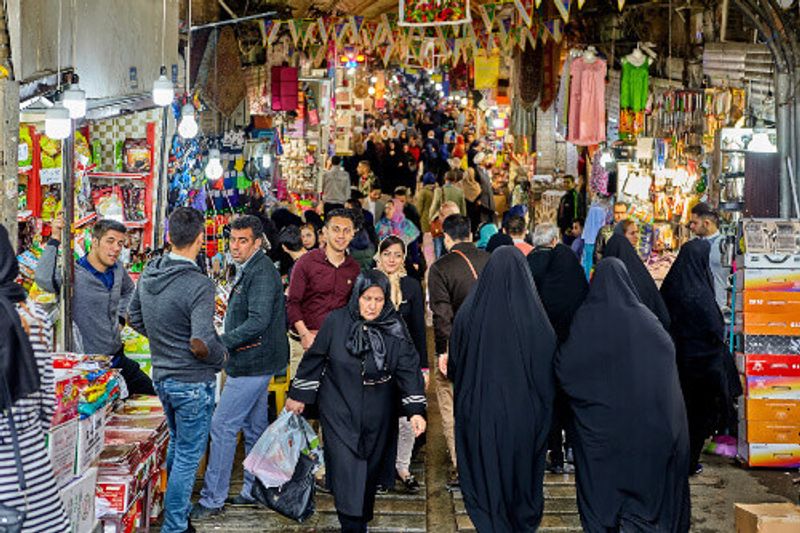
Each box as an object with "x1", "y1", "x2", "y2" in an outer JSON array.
[{"x1": 252, "y1": 451, "x2": 316, "y2": 523}]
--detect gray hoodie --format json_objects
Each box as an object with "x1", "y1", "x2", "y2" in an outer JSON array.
[{"x1": 128, "y1": 254, "x2": 226, "y2": 383}]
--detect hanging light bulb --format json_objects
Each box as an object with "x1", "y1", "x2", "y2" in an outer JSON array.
[
  {"x1": 205, "y1": 149, "x2": 223, "y2": 179},
  {"x1": 61, "y1": 74, "x2": 86, "y2": 119},
  {"x1": 460, "y1": 97, "x2": 468, "y2": 106},
  {"x1": 45, "y1": 103, "x2": 71, "y2": 140},
  {"x1": 435, "y1": 82, "x2": 443, "y2": 91},
  {"x1": 178, "y1": 103, "x2": 198, "y2": 139},
  {"x1": 367, "y1": 86, "x2": 376, "y2": 96},
  {"x1": 262, "y1": 153, "x2": 272, "y2": 169},
  {"x1": 152, "y1": 66, "x2": 174, "y2": 106},
  {"x1": 370, "y1": 75, "x2": 377, "y2": 84}
]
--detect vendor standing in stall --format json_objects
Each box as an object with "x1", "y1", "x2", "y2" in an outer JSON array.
[{"x1": 35, "y1": 215, "x2": 155, "y2": 395}]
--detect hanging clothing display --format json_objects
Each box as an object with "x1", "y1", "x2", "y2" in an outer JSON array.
[
  {"x1": 554, "y1": 54, "x2": 573, "y2": 138},
  {"x1": 567, "y1": 57, "x2": 607, "y2": 146},
  {"x1": 620, "y1": 58, "x2": 650, "y2": 112}
]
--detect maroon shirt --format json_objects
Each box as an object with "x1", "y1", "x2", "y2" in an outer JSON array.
[{"x1": 286, "y1": 248, "x2": 361, "y2": 331}]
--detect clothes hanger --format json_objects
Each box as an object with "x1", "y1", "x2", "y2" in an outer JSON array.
[{"x1": 583, "y1": 45, "x2": 598, "y2": 63}]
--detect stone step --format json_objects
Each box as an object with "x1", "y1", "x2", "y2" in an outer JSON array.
[
  {"x1": 193, "y1": 508, "x2": 426, "y2": 532},
  {"x1": 455, "y1": 513, "x2": 583, "y2": 532},
  {"x1": 452, "y1": 497, "x2": 578, "y2": 516}
]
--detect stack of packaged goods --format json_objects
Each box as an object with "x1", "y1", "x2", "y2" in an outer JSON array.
[
  {"x1": 121, "y1": 325, "x2": 152, "y2": 378},
  {"x1": 735, "y1": 219, "x2": 800, "y2": 468},
  {"x1": 48, "y1": 353, "x2": 118, "y2": 533},
  {"x1": 97, "y1": 396, "x2": 168, "y2": 533}
]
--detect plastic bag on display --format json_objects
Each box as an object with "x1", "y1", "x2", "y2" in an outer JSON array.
[{"x1": 243, "y1": 410, "x2": 322, "y2": 488}]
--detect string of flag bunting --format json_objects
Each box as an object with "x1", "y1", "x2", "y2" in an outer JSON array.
[{"x1": 256, "y1": 0, "x2": 610, "y2": 68}]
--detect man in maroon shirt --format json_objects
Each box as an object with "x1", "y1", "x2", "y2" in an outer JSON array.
[{"x1": 287, "y1": 208, "x2": 361, "y2": 350}]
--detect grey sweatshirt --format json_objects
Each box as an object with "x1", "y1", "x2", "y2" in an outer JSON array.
[
  {"x1": 34, "y1": 241, "x2": 134, "y2": 355},
  {"x1": 128, "y1": 254, "x2": 226, "y2": 383}
]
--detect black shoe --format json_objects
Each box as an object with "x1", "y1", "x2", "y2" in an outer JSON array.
[
  {"x1": 376, "y1": 484, "x2": 390, "y2": 495},
  {"x1": 225, "y1": 494, "x2": 256, "y2": 506},
  {"x1": 446, "y1": 474, "x2": 460, "y2": 492},
  {"x1": 189, "y1": 502, "x2": 223, "y2": 520},
  {"x1": 547, "y1": 460, "x2": 565, "y2": 475},
  {"x1": 691, "y1": 463, "x2": 704, "y2": 476},
  {"x1": 315, "y1": 475, "x2": 331, "y2": 494},
  {"x1": 182, "y1": 519, "x2": 197, "y2": 533},
  {"x1": 402, "y1": 475, "x2": 420, "y2": 494}
]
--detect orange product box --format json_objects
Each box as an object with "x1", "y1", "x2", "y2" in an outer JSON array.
[
  {"x1": 740, "y1": 290, "x2": 800, "y2": 315},
  {"x1": 742, "y1": 398, "x2": 800, "y2": 424},
  {"x1": 740, "y1": 420, "x2": 800, "y2": 444},
  {"x1": 737, "y1": 438, "x2": 800, "y2": 468},
  {"x1": 743, "y1": 269, "x2": 800, "y2": 292},
  {"x1": 743, "y1": 317, "x2": 800, "y2": 336},
  {"x1": 737, "y1": 354, "x2": 800, "y2": 377}
]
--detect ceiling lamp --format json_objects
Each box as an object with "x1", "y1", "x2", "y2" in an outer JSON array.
[
  {"x1": 61, "y1": 74, "x2": 86, "y2": 119},
  {"x1": 153, "y1": 66, "x2": 174, "y2": 107},
  {"x1": 262, "y1": 153, "x2": 272, "y2": 169},
  {"x1": 370, "y1": 76, "x2": 377, "y2": 84},
  {"x1": 367, "y1": 86, "x2": 376, "y2": 96},
  {"x1": 153, "y1": 0, "x2": 174, "y2": 107},
  {"x1": 45, "y1": 103, "x2": 71, "y2": 140},
  {"x1": 178, "y1": 103, "x2": 199, "y2": 139},
  {"x1": 205, "y1": 149, "x2": 223, "y2": 179}
]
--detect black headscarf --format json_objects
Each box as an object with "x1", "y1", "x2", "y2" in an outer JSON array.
[
  {"x1": 485, "y1": 232, "x2": 513, "y2": 253},
  {"x1": 557, "y1": 258, "x2": 690, "y2": 532},
  {"x1": 304, "y1": 211, "x2": 324, "y2": 233},
  {"x1": 449, "y1": 247, "x2": 557, "y2": 532},
  {"x1": 604, "y1": 234, "x2": 671, "y2": 329},
  {"x1": 660, "y1": 239, "x2": 724, "y2": 358},
  {"x1": 346, "y1": 270, "x2": 412, "y2": 374},
  {"x1": 527, "y1": 244, "x2": 589, "y2": 343},
  {"x1": 270, "y1": 207, "x2": 303, "y2": 232},
  {"x1": 0, "y1": 224, "x2": 39, "y2": 408}
]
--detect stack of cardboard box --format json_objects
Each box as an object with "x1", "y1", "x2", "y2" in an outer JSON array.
[{"x1": 735, "y1": 219, "x2": 800, "y2": 468}]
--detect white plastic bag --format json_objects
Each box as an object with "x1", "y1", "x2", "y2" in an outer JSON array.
[{"x1": 243, "y1": 410, "x2": 322, "y2": 488}]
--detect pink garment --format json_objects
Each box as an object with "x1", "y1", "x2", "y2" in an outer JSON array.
[{"x1": 567, "y1": 58, "x2": 607, "y2": 146}]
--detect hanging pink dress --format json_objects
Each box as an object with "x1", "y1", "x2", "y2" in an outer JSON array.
[{"x1": 567, "y1": 57, "x2": 607, "y2": 146}]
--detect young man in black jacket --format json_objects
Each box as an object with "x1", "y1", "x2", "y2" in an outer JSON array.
[
  {"x1": 191, "y1": 215, "x2": 289, "y2": 517},
  {"x1": 129, "y1": 207, "x2": 227, "y2": 533}
]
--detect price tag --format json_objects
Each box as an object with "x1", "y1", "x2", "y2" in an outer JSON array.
[{"x1": 40, "y1": 168, "x2": 63, "y2": 185}]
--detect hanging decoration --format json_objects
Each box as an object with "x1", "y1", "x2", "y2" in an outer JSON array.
[{"x1": 399, "y1": 0, "x2": 471, "y2": 26}]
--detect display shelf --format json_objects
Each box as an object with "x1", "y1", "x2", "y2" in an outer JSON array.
[
  {"x1": 87, "y1": 171, "x2": 148, "y2": 181},
  {"x1": 720, "y1": 172, "x2": 746, "y2": 179},
  {"x1": 123, "y1": 220, "x2": 148, "y2": 229},
  {"x1": 721, "y1": 149, "x2": 747, "y2": 153}
]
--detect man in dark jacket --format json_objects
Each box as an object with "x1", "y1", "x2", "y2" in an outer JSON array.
[
  {"x1": 128, "y1": 207, "x2": 227, "y2": 533},
  {"x1": 557, "y1": 176, "x2": 587, "y2": 244},
  {"x1": 192, "y1": 216, "x2": 289, "y2": 518},
  {"x1": 428, "y1": 215, "x2": 490, "y2": 489}
]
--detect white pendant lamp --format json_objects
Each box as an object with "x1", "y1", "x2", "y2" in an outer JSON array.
[
  {"x1": 61, "y1": 75, "x2": 86, "y2": 119},
  {"x1": 45, "y1": 103, "x2": 72, "y2": 140},
  {"x1": 205, "y1": 149, "x2": 223, "y2": 179},
  {"x1": 153, "y1": 67, "x2": 174, "y2": 107},
  {"x1": 178, "y1": 103, "x2": 198, "y2": 139},
  {"x1": 262, "y1": 153, "x2": 272, "y2": 169}
]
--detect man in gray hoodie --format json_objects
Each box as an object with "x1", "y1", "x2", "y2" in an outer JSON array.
[
  {"x1": 35, "y1": 216, "x2": 155, "y2": 395},
  {"x1": 129, "y1": 207, "x2": 227, "y2": 533}
]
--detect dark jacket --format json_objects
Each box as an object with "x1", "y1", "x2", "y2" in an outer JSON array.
[
  {"x1": 398, "y1": 276, "x2": 428, "y2": 370},
  {"x1": 129, "y1": 254, "x2": 226, "y2": 383},
  {"x1": 428, "y1": 242, "x2": 490, "y2": 355},
  {"x1": 222, "y1": 251, "x2": 289, "y2": 377}
]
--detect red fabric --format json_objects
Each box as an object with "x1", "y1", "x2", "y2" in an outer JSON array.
[
  {"x1": 271, "y1": 66, "x2": 298, "y2": 111},
  {"x1": 286, "y1": 248, "x2": 361, "y2": 331}
]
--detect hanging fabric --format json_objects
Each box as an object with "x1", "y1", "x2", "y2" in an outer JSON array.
[{"x1": 567, "y1": 56, "x2": 607, "y2": 146}]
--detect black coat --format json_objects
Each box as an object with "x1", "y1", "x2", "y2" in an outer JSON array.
[
  {"x1": 449, "y1": 247, "x2": 556, "y2": 532},
  {"x1": 557, "y1": 258, "x2": 690, "y2": 533},
  {"x1": 289, "y1": 306, "x2": 425, "y2": 518},
  {"x1": 398, "y1": 276, "x2": 428, "y2": 370}
]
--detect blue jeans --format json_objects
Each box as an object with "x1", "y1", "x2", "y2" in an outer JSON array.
[
  {"x1": 155, "y1": 378, "x2": 216, "y2": 533},
  {"x1": 433, "y1": 236, "x2": 445, "y2": 259},
  {"x1": 199, "y1": 374, "x2": 272, "y2": 509}
]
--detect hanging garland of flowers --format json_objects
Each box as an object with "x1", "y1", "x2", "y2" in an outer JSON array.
[{"x1": 399, "y1": 0, "x2": 471, "y2": 26}]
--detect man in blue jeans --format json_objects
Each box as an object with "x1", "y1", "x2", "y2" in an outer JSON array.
[
  {"x1": 191, "y1": 215, "x2": 289, "y2": 518},
  {"x1": 129, "y1": 207, "x2": 227, "y2": 533}
]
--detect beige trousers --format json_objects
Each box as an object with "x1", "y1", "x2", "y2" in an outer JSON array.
[{"x1": 435, "y1": 366, "x2": 457, "y2": 469}]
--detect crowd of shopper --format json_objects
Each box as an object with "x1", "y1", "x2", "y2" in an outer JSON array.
[{"x1": 0, "y1": 96, "x2": 739, "y2": 533}]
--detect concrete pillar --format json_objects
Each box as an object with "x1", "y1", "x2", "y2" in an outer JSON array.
[{"x1": 0, "y1": 80, "x2": 19, "y2": 244}]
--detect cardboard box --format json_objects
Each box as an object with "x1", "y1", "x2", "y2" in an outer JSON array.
[
  {"x1": 741, "y1": 397, "x2": 800, "y2": 424},
  {"x1": 744, "y1": 335, "x2": 800, "y2": 356},
  {"x1": 59, "y1": 466, "x2": 98, "y2": 533},
  {"x1": 743, "y1": 268, "x2": 800, "y2": 292},
  {"x1": 741, "y1": 420, "x2": 800, "y2": 444},
  {"x1": 746, "y1": 375, "x2": 800, "y2": 400},
  {"x1": 99, "y1": 495, "x2": 141, "y2": 533},
  {"x1": 739, "y1": 291, "x2": 800, "y2": 315},
  {"x1": 75, "y1": 408, "x2": 106, "y2": 476},
  {"x1": 738, "y1": 438, "x2": 800, "y2": 468},
  {"x1": 737, "y1": 354, "x2": 800, "y2": 377},
  {"x1": 735, "y1": 502, "x2": 800, "y2": 532},
  {"x1": 742, "y1": 319, "x2": 800, "y2": 336},
  {"x1": 743, "y1": 254, "x2": 800, "y2": 270},
  {"x1": 95, "y1": 476, "x2": 136, "y2": 515},
  {"x1": 51, "y1": 370, "x2": 83, "y2": 426},
  {"x1": 46, "y1": 418, "x2": 78, "y2": 489}
]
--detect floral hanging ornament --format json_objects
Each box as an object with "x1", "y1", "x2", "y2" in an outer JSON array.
[{"x1": 399, "y1": 0, "x2": 472, "y2": 27}]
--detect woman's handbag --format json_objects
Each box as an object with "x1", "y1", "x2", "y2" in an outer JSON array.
[{"x1": 0, "y1": 378, "x2": 26, "y2": 533}]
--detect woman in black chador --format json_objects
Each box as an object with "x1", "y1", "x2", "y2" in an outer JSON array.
[
  {"x1": 660, "y1": 238, "x2": 741, "y2": 475},
  {"x1": 603, "y1": 233, "x2": 671, "y2": 329},
  {"x1": 557, "y1": 258, "x2": 691, "y2": 532},
  {"x1": 286, "y1": 270, "x2": 426, "y2": 533},
  {"x1": 448, "y1": 246, "x2": 557, "y2": 532}
]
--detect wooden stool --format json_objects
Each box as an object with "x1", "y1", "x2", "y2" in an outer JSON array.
[{"x1": 268, "y1": 365, "x2": 291, "y2": 413}]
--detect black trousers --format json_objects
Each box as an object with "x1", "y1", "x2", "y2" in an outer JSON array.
[
  {"x1": 548, "y1": 388, "x2": 572, "y2": 466},
  {"x1": 678, "y1": 355, "x2": 722, "y2": 472},
  {"x1": 112, "y1": 347, "x2": 156, "y2": 396},
  {"x1": 338, "y1": 512, "x2": 368, "y2": 533}
]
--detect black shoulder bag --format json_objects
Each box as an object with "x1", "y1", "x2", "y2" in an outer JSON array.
[{"x1": 0, "y1": 377, "x2": 26, "y2": 533}]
